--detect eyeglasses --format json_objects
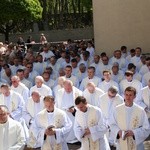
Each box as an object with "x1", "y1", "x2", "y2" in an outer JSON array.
[{"x1": 11, "y1": 80, "x2": 17, "y2": 83}]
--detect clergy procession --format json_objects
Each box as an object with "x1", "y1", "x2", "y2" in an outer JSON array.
[{"x1": 0, "y1": 40, "x2": 150, "y2": 150}]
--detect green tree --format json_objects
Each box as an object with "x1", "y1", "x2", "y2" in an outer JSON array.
[{"x1": 0, "y1": 0, "x2": 42, "y2": 42}]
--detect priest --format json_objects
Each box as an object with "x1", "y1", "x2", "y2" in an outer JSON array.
[
  {"x1": 0, "y1": 105, "x2": 25, "y2": 150},
  {"x1": 110, "y1": 86, "x2": 150, "y2": 150},
  {"x1": 30, "y1": 96, "x2": 72, "y2": 149},
  {"x1": 74, "y1": 96, "x2": 110, "y2": 150}
]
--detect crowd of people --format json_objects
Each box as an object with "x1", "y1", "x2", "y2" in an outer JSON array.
[{"x1": 0, "y1": 37, "x2": 150, "y2": 150}]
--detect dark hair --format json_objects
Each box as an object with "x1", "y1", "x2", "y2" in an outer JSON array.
[
  {"x1": 71, "y1": 58, "x2": 77, "y2": 63},
  {"x1": 75, "y1": 96, "x2": 87, "y2": 105},
  {"x1": 121, "y1": 46, "x2": 127, "y2": 50},
  {"x1": 125, "y1": 86, "x2": 136, "y2": 96},
  {"x1": 16, "y1": 69, "x2": 24, "y2": 73},
  {"x1": 128, "y1": 63, "x2": 136, "y2": 70},
  {"x1": 88, "y1": 66, "x2": 95, "y2": 72}
]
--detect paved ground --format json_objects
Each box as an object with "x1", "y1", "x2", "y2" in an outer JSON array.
[
  {"x1": 25, "y1": 135, "x2": 150, "y2": 150},
  {"x1": 25, "y1": 138, "x2": 150, "y2": 150}
]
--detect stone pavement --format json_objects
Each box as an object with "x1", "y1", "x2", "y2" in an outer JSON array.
[{"x1": 25, "y1": 136, "x2": 150, "y2": 150}]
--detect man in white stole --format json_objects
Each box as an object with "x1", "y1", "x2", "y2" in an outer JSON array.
[
  {"x1": 0, "y1": 84, "x2": 29, "y2": 140},
  {"x1": 74, "y1": 96, "x2": 110, "y2": 150},
  {"x1": 23, "y1": 91, "x2": 45, "y2": 127},
  {"x1": 98, "y1": 86, "x2": 123, "y2": 146},
  {"x1": 110, "y1": 86, "x2": 150, "y2": 150},
  {"x1": 31, "y1": 96, "x2": 72, "y2": 150},
  {"x1": 0, "y1": 105, "x2": 25, "y2": 150},
  {"x1": 55, "y1": 80, "x2": 82, "y2": 143}
]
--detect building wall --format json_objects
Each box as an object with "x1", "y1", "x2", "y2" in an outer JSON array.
[
  {"x1": 0, "y1": 28, "x2": 94, "y2": 43},
  {"x1": 93, "y1": 0, "x2": 150, "y2": 56}
]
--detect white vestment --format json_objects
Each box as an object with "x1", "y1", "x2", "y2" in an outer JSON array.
[
  {"x1": 83, "y1": 87, "x2": 104, "y2": 106},
  {"x1": 110, "y1": 56, "x2": 127, "y2": 72},
  {"x1": 74, "y1": 104, "x2": 110, "y2": 150},
  {"x1": 20, "y1": 78, "x2": 33, "y2": 89},
  {"x1": 64, "y1": 75, "x2": 79, "y2": 88},
  {"x1": 110, "y1": 103, "x2": 150, "y2": 150},
  {"x1": 0, "y1": 117, "x2": 26, "y2": 150},
  {"x1": 98, "y1": 80, "x2": 120, "y2": 93},
  {"x1": 0, "y1": 90, "x2": 29, "y2": 140},
  {"x1": 142, "y1": 71, "x2": 150, "y2": 87},
  {"x1": 141, "y1": 86, "x2": 150, "y2": 118},
  {"x1": 80, "y1": 76, "x2": 101, "y2": 91},
  {"x1": 30, "y1": 108, "x2": 72, "y2": 150},
  {"x1": 33, "y1": 62, "x2": 47, "y2": 75},
  {"x1": 139, "y1": 65, "x2": 149, "y2": 76},
  {"x1": 40, "y1": 51, "x2": 55, "y2": 62},
  {"x1": 30, "y1": 84, "x2": 52, "y2": 97},
  {"x1": 55, "y1": 87, "x2": 82, "y2": 142},
  {"x1": 11, "y1": 82, "x2": 29, "y2": 103},
  {"x1": 0, "y1": 90, "x2": 24, "y2": 121},
  {"x1": 23, "y1": 96, "x2": 45, "y2": 127},
  {"x1": 120, "y1": 79, "x2": 143, "y2": 105},
  {"x1": 98, "y1": 93, "x2": 123, "y2": 144}
]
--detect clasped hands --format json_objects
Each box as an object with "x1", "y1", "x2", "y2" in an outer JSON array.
[
  {"x1": 82, "y1": 128, "x2": 91, "y2": 138},
  {"x1": 118, "y1": 130, "x2": 134, "y2": 140},
  {"x1": 45, "y1": 127, "x2": 56, "y2": 136}
]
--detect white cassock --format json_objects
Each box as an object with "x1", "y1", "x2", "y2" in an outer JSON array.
[
  {"x1": 40, "y1": 51, "x2": 55, "y2": 62},
  {"x1": 29, "y1": 70, "x2": 39, "y2": 85},
  {"x1": 44, "y1": 79, "x2": 55, "y2": 89},
  {"x1": 64, "y1": 75, "x2": 79, "y2": 88},
  {"x1": 74, "y1": 104, "x2": 110, "y2": 150},
  {"x1": 98, "y1": 80, "x2": 120, "y2": 93},
  {"x1": 33, "y1": 62, "x2": 47, "y2": 75},
  {"x1": 130, "y1": 56, "x2": 141, "y2": 67},
  {"x1": 79, "y1": 76, "x2": 101, "y2": 91},
  {"x1": 20, "y1": 78, "x2": 33, "y2": 89},
  {"x1": 99, "y1": 64, "x2": 112, "y2": 76},
  {"x1": 110, "y1": 57, "x2": 127, "y2": 72},
  {"x1": 0, "y1": 90, "x2": 24, "y2": 121},
  {"x1": 76, "y1": 71, "x2": 88, "y2": 85},
  {"x1": 55, "y1": 87, "x2": 82, "y2": 142},
  {"x1": 0, "y1": 90, "x2": 29, "y2": 140},
  {"x1": 11, "y1": 82, "x2": 29, "y2": 103},
  {"x1": 110, "y1": 103, "x2": 150, "y2": 150},
  {"x1": 30, "y1": 84, "x2": 52, "y2": 97},
  {"x1": 83, "y1": 87, "x2": 104, "y2": 106},
  {"x1": 142, "y1": 71, "x2": 150, "y2": 87},
  {"x1": 98, "y1": 93, "x2": 123, "y2": 144},
  {"x1": 30, "y1": 108, "x2": 72, "y2": 150},
  {"x1": 139, "y1": 65, "x2": 149, "y2": 76},
  {"x1": 141, "y1": 86, "x2": 150, "y2": 118},
  {"x1": 111, "y1": 70, "x2": 124, "y2": 83},
  {"x1": 0, "y1": 117, "x2": 26, "y2": 150},
  {"x1": 120, "y1": 79, "x2": 143, "y2": 105},
  {"x1": 90, "y1": 63, "x2": 102, "y2": 78},
  {"x1": 23, "y1": 96, "x2": 45, "y2": 127}
]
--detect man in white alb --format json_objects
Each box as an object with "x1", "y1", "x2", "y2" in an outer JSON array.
[
  {"x1": 74, "y1": 96, "x2": 110, "y2": 150},
  {"x1": 110, "y1": 86, "x2": 150, "y2": 150},
  {"x1": 30, "y1": 76, "x2": 52, "y2": 97},
  {"x1": 11, "y1": 75, "x2": 29, "y2": 103},
  {"x1": 0, "y1": 105, "x2": 26, "y2": 150},
  {"x1": 31, "y1": 96, "x2": 72, "y2": 150},
  {"x1": 55, "y1": 80, "x2": 82, "y2": 143},
  {"x1": 83, "y1": 82, "x2": 104, "y2": 106},
  {"x1": 98, "y1": 86, "x2": 123, "y2": 146}
]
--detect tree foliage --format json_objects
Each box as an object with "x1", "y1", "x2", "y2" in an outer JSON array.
[
  {"x1": 38, "y1": 0, "x2": 93, "y2": 30},
  {"x1": 0, "y1": 0, "x2": 42, "y2": 41}
]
